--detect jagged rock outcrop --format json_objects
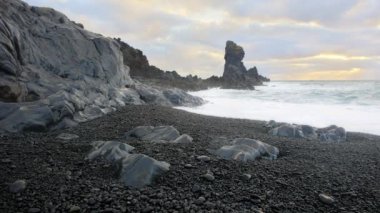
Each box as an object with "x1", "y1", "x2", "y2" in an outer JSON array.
[
  {"x1": 267, "y1": 121, "x2": 347, "y2": 142},
  {"x1": 0, "y1": 0, "x2": 202, "y2": 133},
  {"x1": 222, "y1": 41, "x2": 269, "y2": 89}
]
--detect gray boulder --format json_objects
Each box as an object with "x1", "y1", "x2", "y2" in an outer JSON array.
[
  {"x1": 0, "y1": 105, "x2": 54, "y2": 132},
  {"x1": 210, "y1": 138, "x2": 279, "y2": 162},
  {"x1": 268, "y1": 121, "x2": 346, "y2": 142},
  {"x1": 86, "y1": 141, "x2": 169, "y2": 188},
  {"x1": 162, "y1": 88, "x2": 204, "y2": 107},
  {"x1": 125, "y1": 126, "x2": 192, "y2": 143},
  {"x1": 117, "y1": 154, "x2": 170, "y2": 188},
  {"x1": 269, "y1": 124, "x2": 304, "y2": 138},
  {"x1": 317, "y1": 125, "x2": 346, "y2": 142}
]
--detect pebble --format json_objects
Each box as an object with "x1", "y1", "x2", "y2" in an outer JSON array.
[
  {"x1": 197, "y1": 155, "x2": 211, "y2": 162},
  {"x1": 202, "y1": 171, "x2": 215, "y2": 181},
  {"x1": 88, "y1": 198, "x2": 96, "y2": 205},
  {"x1": 9, "y1": 180, "x2": 27, "y2": 193},
  {"x1": 1, "y1": 158, "x2": 12, "y2": 163},
  {"x1": 28, "y1": 208, "x2": 41, "y2": 213},
  {"x1": 69, "y1": 205, "x2": 81, "y2": 212},
  {"x1": 242, "y1": 173, "x2": 252, "y2": 180},
  {"x1": 192, "y1": 184, "x2": 202, "y2": 193},
  {"x1": 56, "y1": 133, "x2": 79, "y2": 140},
  {"x1": 319, "y1": 193, "x2": 335, "y2": 204},
  {"x1": 142, "y1": 206, "x2": 154, "y2": 213},
  {"x1": 196, "y1": 196, "x2": 206, "y2": 204},
  {"x1": 184, "y1": 164, "x2": 193, "y2": 168}
]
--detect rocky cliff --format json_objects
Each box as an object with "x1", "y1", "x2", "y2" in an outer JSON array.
[
  {"x1": 0, "y1": 0, "x2": 202, "y2": 133},
  {"x1": 118, "y1": 39, "x2": 210, "y2": 91}
]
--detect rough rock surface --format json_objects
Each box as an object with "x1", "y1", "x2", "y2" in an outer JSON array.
[
  {"x1": 125, "y1": 126, "x2": 193, "y2": 143},
  {"x1": 222, "y1": 41, "x2": 269, "y2": 89},
  {"x1": 210, "y1": 138, "x2": 279, "y2": 162},
  {"x1": 0, "y1": 0, "x2": 202, "y2": 133},
  {"x1": 268, "y1": 121, "x2": 346, "y2": 142},
  {"x1": 87, "y1": 140, "x2": 169, "y2": 188},
  {"x1": 118, "y1": 154, "x2": 170, "y2": 188},
  {"x1": 87, "y1": 141, "x2": 135, "y2": 162}
]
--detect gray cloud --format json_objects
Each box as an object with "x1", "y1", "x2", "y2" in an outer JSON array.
[{"x1": 25, "y1": 0, "x2": 380, "y2": 80}]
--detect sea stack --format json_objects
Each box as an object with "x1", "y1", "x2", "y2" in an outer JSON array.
[{"x1": 222, "y1": 40, "x2": 269, "y2": 89}]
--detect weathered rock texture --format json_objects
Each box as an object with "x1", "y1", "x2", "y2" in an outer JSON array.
[
  {"x1": 209, "y1": 138, "x2": 279, "y2": 162},
  {"x1": 267, "y1": 121, "x2": 347, "y2": 142},
  {"x1": 87, "y1": 140, "x2": 170, "y2": 188},
  {"x1": 222, "y1": 41, "x2": 269, "y2": 89},
  {"x1": 125, "y1": 126, "x2": 193, "y2": 143},
  {"x1": 0, "y1": 0, "x2": 202, "y2": 133}
]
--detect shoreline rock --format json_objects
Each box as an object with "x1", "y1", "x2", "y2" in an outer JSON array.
[
  {"x1": 267, "y1": 121, "x2": 346, "y2": 142},
  {"x1": 0, "y1": 0, "x2": 203, "y2": 133}
]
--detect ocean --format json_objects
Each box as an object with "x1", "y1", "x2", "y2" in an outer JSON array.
[{"x1": 177, "y1": 81, "x2": 380, "y2": 136}]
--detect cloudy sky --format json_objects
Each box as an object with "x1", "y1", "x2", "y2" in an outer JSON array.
[{"x1": 25, "y1": 0, "x2": 380, "y2": 80}]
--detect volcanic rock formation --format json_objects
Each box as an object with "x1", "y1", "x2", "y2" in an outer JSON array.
[
  {"x1": 222, "y1": 40, "x2": 269, "y2": 89},
  {"x1": 0, "y1": 0, "x2": 202, "y2": 133}
]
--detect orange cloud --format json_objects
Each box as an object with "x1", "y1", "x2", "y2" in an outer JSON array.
[{"x1": 276, "y1": 68, "x2": 363, "y2": 80}]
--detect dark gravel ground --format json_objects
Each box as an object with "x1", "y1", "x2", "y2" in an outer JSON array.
[{"x1": 1, "y1": 105, "x2": 379, "y2": 212}]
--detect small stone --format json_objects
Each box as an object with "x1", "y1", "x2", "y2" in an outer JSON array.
[
  {"x1": 202, "y1": 171, "x2": 215, "y2": 181},
  {"x1": 56, "y1": 133, "x2": 79, "y2": 140},
  {"x1": 69, "y1": 205, "x2": 81, "y2": 212},
  {"x1": 88, "y1": 198, "x2": 96, "y2": 205},
  {"x1": 28, "y1": 208, "x2": 41, "y2": 213},
  {"x1": 142, "y1": 206, "x2": 154, "y2": 213},
  {"x1": 1, "y1": 158, "x2": 12, "y2": 163},
  {"x1": 192, "y1": 184, "x2": 201, "y2": 193},
  {"x1": 184, "y1": 164, "x2": 193, "y2": 168},
  {"x1": 197, "y1": 155, "x2": 211, "y2": 162},
  {"x1": 242, "y1": 173, "x2": 252, "y2": 180},
  {"x1": 196, "y1": 196, "x2": 206, "y2": 204},
  {"x1": 9, "y1": 180, "x2": 26, "y2": 193},
  {"x1": 319, "y1": 193, "x2": 335, "y2": 204}
]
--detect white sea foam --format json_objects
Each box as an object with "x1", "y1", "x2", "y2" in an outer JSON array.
[{"x1": 177, "y1": 81, "x2": 380, "y2": 135}]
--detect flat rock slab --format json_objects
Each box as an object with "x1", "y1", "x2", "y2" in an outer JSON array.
[
  {"x1": 210, "y1": 138, "x2": 279, "y2": 162},
  {"x1": 87, "y1": 140, "x2": 169, "y2": 188},
  {"x1": 125, "y1": 126, "x2": 192, "y2": 143},
  {"x1": 56, "y1": 133, "x2": 79, "y2": 140},
  {"x1": 87, "y1": 141, "x2": 135, "y2": 162}
]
